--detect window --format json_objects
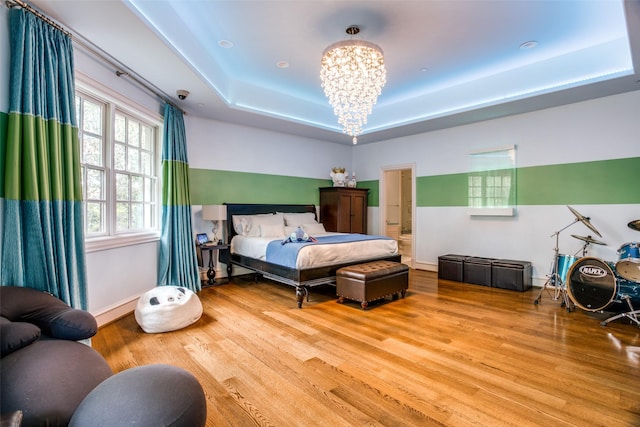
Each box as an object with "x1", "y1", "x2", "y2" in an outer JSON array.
[
  {"x1": 76, "y1": 81, "x2": 161, "y2": 250},
  {"x1": 468, "y1": 145, "x2": 516, "y2": 216}
]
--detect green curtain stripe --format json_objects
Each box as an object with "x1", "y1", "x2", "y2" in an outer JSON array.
[
  {"x1": 3, "y1": 112, "x2": 82, "y2": 202},
  {"x1": 189, "y1": 168, "x2": 330, "y2": 205},
  {"x1": 0, "y1": 111, "x2": 7, "y2": 197},
  {"x1": 162, "y1": 160, "x2": 192, "y2": 206}
]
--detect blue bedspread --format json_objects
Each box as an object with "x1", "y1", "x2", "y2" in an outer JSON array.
[{"x1": 265, "y1": 234, "x2": 392, "y2": 268}]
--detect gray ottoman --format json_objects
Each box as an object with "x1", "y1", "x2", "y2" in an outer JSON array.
[
  {"x1": 1, "y1": 339, "x2": 113, "y2": 427},
  {"x1": 70, "y1": 364, "x2": 207, "y2": 427}
]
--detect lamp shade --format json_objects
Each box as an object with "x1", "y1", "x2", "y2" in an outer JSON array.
[{"x1": 202, "y1": 205, "x2": 227, "y2": 221}]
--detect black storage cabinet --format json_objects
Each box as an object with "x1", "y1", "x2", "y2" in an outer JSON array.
[
  {"x1": 437, "y1": 254, "x2": 467, "y2": 282},
  {"x1": 464, "y1": 257, "x2": 494, "y2": 286},
  {"x1": 492, "y1": 259, "x2": 532, "y2": 291}
]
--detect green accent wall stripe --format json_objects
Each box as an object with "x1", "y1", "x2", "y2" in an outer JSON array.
[
  {"x1": 517, "y1": 157, "x2": 639, "y2": 205},
  {"x1": 188, "y1": 157, "x2": 638, "y2": 208},
  {"x1": 358, "y1": 180, "x2": 378, "y2": 206},
  {"x1": 414, "y1": 157, "x2": 639, "y2": 207},
  {"x1": 189, "y1": 168, "x2": 331, "y2": 205},
  {"x1": 416, "y1": 173, "x2": 469, "y2": 207}
]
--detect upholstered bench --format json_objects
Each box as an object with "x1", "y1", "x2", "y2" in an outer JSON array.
[{"x1": 336, "y1": 261, "x2": 409, "y2": 309}]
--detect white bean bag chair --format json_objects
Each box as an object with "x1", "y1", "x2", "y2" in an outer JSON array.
[{"x1": 135, "y1": 286, "x2": 203, "y2": 333}]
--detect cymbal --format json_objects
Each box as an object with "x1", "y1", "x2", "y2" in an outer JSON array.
[
  {"x1": 571, "y1": 234, "x2": 606, "y2": 245},
  {"x1": 567, "y1": 205, "x2": 602, "y2": 237},
  {"x1": 628, "y1": 220, "x2": 640, "y2": 232}
]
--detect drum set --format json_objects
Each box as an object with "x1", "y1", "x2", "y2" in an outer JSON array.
[{"x1": 534, "y1": 207, "x2": 640, "y2": 327}]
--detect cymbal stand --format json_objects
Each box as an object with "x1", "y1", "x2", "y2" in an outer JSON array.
[
  {"x1": 577, "y1": 242, "x2": 590, "y2": 257},
  {"x1": 600, "y1": 295, "x2": 640, "y2": 328},
  {"x1": 534, "y1": 219, "x2": 579, "y2": 310}
]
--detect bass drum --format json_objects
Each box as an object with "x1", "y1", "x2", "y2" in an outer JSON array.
[{"x1": 566, "y1": 257, "x2": 617, "y2": 312}]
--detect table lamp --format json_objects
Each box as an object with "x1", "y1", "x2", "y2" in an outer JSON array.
[{"x1": 202, "y1": 205, "x2": 227, "y2": 244}]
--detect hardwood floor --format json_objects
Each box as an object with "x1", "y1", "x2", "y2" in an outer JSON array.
[{"x1": 93, "y1": 270, "x2": 640, "y2": 426}]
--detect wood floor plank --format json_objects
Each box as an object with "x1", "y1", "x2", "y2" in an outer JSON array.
[{"x1": 93, "y1": 270, "x2": 640, "y2": 426}]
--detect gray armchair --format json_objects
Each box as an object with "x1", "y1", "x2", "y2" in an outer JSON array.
[{"x1": 0, "y1": 286, "x2": 207, "y2": 427}]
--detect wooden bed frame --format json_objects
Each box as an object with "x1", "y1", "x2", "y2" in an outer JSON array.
[{"x1": 218, "y1": 203, "x2": 401, "y2": 308}]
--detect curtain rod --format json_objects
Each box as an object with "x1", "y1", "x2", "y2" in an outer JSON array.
[
  {"x1": 5, "y1": 0, "x2": 69, "y2": 35},
  {"x1": 4, "y1": 0, "x2": 184, "y2": 114}
]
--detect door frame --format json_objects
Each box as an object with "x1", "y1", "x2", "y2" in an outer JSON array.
[{"x1": 380, "y1": 163, "x2": 416, "y2": 269}]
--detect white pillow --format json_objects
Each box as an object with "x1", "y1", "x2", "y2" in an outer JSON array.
[
  {"x1": 302, "y1": 223, "x2": 326, "y2": 235},
  {"x1": 260, "y1": 224, "x2": 285, "y2": 238},
  {"x1": 284, "y1": 226, "x2": 298, "y2": 236},
  {"x1": 232, "y1": 214, "x2": 252, "y2": 235},
  {"x1": 283, "y1": 212, "x2": 317, "y2": 227},
  {"x1": 232, "y1": 213, "x2": 284, "y2": 236}
]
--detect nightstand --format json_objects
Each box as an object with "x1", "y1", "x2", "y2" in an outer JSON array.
[{"x1": 200, "y1": 243, "x2": 230, "y2": 285}]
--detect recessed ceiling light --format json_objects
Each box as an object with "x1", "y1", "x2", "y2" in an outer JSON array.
[
  {"x1": 520, "y1": 40, "x2": 538, "y2": 50},
  {"x1": 218, "y1": 40, "x2": 234, "y2": 48},
  {"x1": 420, "y1": 67, "x2": 429, "y2": 72},
  {"x1": 277, "y1": 61, "x2": 290, "y2": 68}
]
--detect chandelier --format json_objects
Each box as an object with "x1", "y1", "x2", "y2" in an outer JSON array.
[{"x1": 320, "y1": 26, "x2": 386, "y2": 144}]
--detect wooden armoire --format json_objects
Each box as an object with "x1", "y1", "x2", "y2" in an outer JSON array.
[{"x1": 319, "y1": 187, "x2": 368, "y2": 234}]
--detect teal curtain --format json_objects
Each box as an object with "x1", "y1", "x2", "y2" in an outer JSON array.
[
  {"x1": 1, "y1": 9, "x2": 87, "y2": 309},
  {"x1": 157, "y1": 103, "x2": 200, "y2": 291}
]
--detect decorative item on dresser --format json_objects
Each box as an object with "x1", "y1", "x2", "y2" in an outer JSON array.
[
  {"x1": 330, "y1": 167, "x2": 348, "y2": 187},
  {"x1": 319, "y1": 187, "x2": 368, "y2": 234}
]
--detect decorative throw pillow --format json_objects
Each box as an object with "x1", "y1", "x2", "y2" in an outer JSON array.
[
  {"x1": 232, "y1": 213, "x2": 284, "y2": 237},
  {"x1": 302, "y1": 223, "x2": 326, "y2": 235},
  {"x1": 0, "y1": 317, "x2": 41, "y2": 357},
  {"x1": 260, "y1": 224, "x2": 285, "y2": 238},
  {"x1": 284, "y1": 226, "x2": 298, "y2": 236}
]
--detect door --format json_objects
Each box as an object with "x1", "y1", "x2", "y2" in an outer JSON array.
[{"x1": 381, "y1": 165, "x2": 415, "y2": 267}]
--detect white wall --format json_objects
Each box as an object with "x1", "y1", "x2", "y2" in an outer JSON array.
[
  {"x1": 186, "y1": 115, "x2": 352, "y2": 179},
  {"x1": 355, "y1": 91, "x2": 640, "y2": 284}
]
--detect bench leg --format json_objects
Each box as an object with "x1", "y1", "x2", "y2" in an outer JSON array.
[
  {"x1": 361, "y1": 301, "x2": 369, "y2": 310},
  {"x1": 337, "y1": 296, "x2": 345, "y2": 304}
]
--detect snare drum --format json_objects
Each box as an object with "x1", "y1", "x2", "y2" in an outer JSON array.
[
  {"x1": 616, "y1": 242, "x2": 640, "y2": 282},
  {"x1": 556, "y1": 254, "x2": 578, "y2": 285},
  {"x1": 566, "y1": 257, "x2": 640, "y2": 312}
]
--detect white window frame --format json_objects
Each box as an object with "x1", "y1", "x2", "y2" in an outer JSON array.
[
  {"x1": 468, "y1": 144, "x2": 517, "y2": 217},
  {"x1": 76, "y1": 74, "x2": 163, "y2": 252}
]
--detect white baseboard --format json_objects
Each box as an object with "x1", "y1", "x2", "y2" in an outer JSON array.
[
  {"x1": 93, "y1": 296, "x2": 140, "y2": 328},
  {"x1": 413, "y1": 261, "x2": 437, "y2": 272}
]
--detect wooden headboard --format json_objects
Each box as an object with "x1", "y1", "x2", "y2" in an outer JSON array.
[{"x1": 224, "y1": 203, "x2": 317, "y2": 242}]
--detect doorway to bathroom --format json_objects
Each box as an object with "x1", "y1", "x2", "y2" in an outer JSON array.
[{"x1": 381, "y1": 165, "x2": 415, "y2": 267}]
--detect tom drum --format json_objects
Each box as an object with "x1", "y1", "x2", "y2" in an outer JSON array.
[
  {"x1": 556, "y1": 254, "x2": 578, "y2": 285},
  {"x1": 615, "y1": 242, "x2": 640, "y2": 282}
]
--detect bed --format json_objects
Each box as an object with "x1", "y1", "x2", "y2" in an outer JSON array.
[{"x1": 219, "y1": 203, "x2": 401, "y2": 307}]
